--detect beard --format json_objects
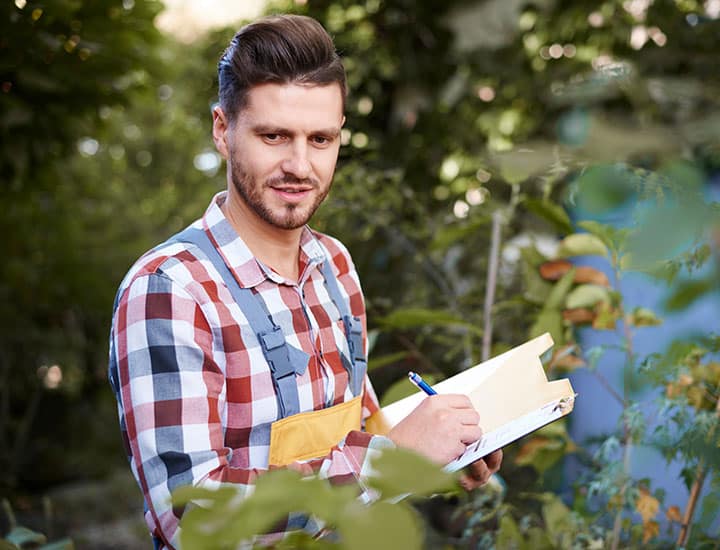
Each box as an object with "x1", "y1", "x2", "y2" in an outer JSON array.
[{"x1": 229, "y1": 152, "x2": 331, "y2": 230}]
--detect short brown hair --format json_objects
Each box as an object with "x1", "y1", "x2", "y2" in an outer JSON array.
[{"x1": 217, "y1": 14, "x2": 346, "y2": 120}]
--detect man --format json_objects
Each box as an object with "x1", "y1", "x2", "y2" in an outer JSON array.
[{"x1": 109, "y1": 14, "x2": 502, "y2": 549}]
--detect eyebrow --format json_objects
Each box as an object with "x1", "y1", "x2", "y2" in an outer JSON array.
[{"x1": 251, "y1": 124, "x2": 341, "y2": 138}]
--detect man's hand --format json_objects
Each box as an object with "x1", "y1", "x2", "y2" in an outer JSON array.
[
  {"x1": 459, "y1": 449, "x2": 503, "y2": 490},
  {"x1": 387, "y1": 394, "x2": 482, "y2": 465}
]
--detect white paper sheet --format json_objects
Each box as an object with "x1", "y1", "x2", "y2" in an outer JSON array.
[{"x1": 443, "y1": 395, "x2": 576, "y2": 472}]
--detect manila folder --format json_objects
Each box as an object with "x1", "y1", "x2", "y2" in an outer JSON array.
[{"x1": 379, "y1": 333, "x2": 576, "y2": 471}]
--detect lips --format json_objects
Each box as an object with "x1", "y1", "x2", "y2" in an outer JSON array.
[
  {"x1": 271, "y1": 186, "x2": 312, "y2": 193},
  {"x1": 270, "y1": 185, "x2": 313, "y2": 203}
]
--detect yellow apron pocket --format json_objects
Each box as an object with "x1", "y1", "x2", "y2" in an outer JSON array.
[
  {"x1": 364, "y1": 409, "x2": 391, "y2": 436},
  {"x1": 268, "y1": 396, "x2": 362, "y2": 466}
]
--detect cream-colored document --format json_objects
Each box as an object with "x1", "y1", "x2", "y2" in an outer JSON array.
[{"x1": 380, "y1": 333, "x2": 576, "y2": 472}]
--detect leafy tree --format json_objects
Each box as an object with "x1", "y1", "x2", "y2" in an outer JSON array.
[{"x1": 2, "y1": 0, "x2": 720, "y2": 547}]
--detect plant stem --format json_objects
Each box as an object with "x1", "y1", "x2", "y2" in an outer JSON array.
[
  {"x1": 591, "y1": 369, "x2": 625, "y2": 408},
  {"x1": 393, "y1": 333, "x2": 439, "y2": 375},
  {"x1": 676, "y1": 394, "x2": 720, "y2": 547},
  {"x1": 482, "y1": 211, "x2": 503, "y2": 362},
  {"x1": 610, "y1": 251, "x2": 634, "y2": 550},
  {"x1": 677, "y1": 460, "x2": 706, "y2": 548},
  {"x1": 611, "y1": 422, "x2": 633, "y2": 550}
]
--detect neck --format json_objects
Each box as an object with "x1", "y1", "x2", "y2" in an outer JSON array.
[{"x1": 221, "y1": 189, "x2": 303, "y2": 282}]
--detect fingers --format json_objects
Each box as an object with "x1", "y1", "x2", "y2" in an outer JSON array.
[
  {"x1": 431, "y1": 393, "x2": 477, "y2": 411},
  {"x1": 460, "y1": 461, "x2": 490, "y2": 490},
  {"x1": 425, "y1": 395, "x2": 480, "y2": 426},
  {"x1": 460, "y1": 449, "x2": 504, "y2": 491},
  {"x1": 484, "y1": 449, "x2": 503, "y2": 473},
  {"x1": 460, "y1": 425, "x2": 483, "y2": 444},
  {"x1": 388, "y1": 393, "x2": 485, "y2": 465}
]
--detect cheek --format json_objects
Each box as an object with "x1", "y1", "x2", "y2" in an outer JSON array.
[
  {"x1": 315, "y1": 150, "x2": 340, "y2": 181},
  {"x1": 234, "y1": 145, "x2": 280, "y2": 176}
]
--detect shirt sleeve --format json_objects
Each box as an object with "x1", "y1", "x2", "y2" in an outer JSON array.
[{"x1": 111, "y1": 271, "x2": 394, "y2": 549}]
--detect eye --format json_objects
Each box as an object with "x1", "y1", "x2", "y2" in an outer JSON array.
[
  {"x1": 263, "y1": 133, "x2": 282, "y2": 143},
  {"x1": 311, "y1": 135, "x2": 332, "y2": 147}
]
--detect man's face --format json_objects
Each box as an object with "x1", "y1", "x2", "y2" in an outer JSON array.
[{"x1": 214, "y1": 82, "x2": 344, "y2": 231}]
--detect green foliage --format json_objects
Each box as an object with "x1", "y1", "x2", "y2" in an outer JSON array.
[
  {"x1": 1, "y1": 0, "x2": 222, "y2": 492},
  {"x1": 174, "y1": 448, "x2": 455, "y2": 549},
  {"x1": 3, "y1": 0, "x2": 720, "y2": 547},
  {"x1": 0, "y1": 0, "x2": 164, "y2": 184},
  {"x1": 557, "y1": 234, "x2": 609, "y2": 259},
  {"x1": 379, "y1": 373, "x2": 437, "y2": 407},
  {"x1": 1, "y1": 500, "x2": 73, "y2": 549}
]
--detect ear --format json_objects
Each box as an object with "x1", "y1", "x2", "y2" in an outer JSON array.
[{"x1": 212, "y1": 105, "x2": 230, "y2": 159}]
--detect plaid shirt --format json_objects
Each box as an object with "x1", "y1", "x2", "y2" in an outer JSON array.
[{"x1": 109, "y1": 192, "x2": 393, "y2": 549}]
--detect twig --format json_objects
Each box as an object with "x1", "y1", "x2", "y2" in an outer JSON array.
[
  {"x1": 591, "y1": 369, "x2": 626, "y2": 408},
  {"x1": 676, "y1": 394, "x2": 720, "y2": 547},
  {"x1": 611, "y1": 422, "x2": 633, "y2": 550},
  {"x1": 482, "y1": 211, "x2": 503, "y2": 362},
  {"x1": 610, "y1": 252, "x2": 635, "y2": 550},
  {"x1": 393, "y1": 333, "x2": 439, "y2": 375}
]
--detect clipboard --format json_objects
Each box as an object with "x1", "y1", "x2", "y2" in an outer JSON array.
[{"x1": 379, "y1": 333, "x2": 577, "y2": 472}]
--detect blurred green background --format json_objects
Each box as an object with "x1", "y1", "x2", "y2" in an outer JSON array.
[{"x1": 1, "y1": 0, "x2": 719, "y2": 548}]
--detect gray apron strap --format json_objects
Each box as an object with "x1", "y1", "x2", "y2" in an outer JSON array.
[
  {"x1": 169, "y1": 227, "x2": 301, "y2": 418},
  {"x1": 319, "y1": 260, "x2": 367, "y2": 397}
]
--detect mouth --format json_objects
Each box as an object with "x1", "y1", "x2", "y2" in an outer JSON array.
[
  {"x1": 271, "y1": 185, "x2": 313, "y2": 193},
  {"x1": 270, "y1": 184, "x2": 314, "y2": 203}
]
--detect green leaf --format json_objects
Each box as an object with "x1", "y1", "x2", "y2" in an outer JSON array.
[
  {"x1": 367, "y1": 447, "x2": 456, "y2": 499},
  {"x1": 577, "y1": 220, "x2": 629, "y2": 253},
  {"x1": 698, "y1": 492, "x2": 720, "y2": 529},
  {"x1": 337, "y1": 501, "x2": 422, "y2": 550},
  {"x1": 680, "y1": 467, "x2": 695, "y2": 491},
  {"x1": 557, "y1": 233, "x2": 609, "y2": 258},
  {"x1": 525, "y1": 198, "x2": 573, "y2": 234},
  {"x1": 378, "y1": 308, "x2": 482, "y2": 335},
  {"x1": 565, "y1": 284, "x2": 610, "y2": 309},
  {"x1": 380, "y1": 374, "x2": 438, "y2": 407},
  {"x1": 367, "y1": 329, "x2": 379, "y2": 354},
  {"x1": 625, "y1": 195, "x2": 712, "y2": 269},
  {"x1": 303, "y1": 481, "x2": 361, "y2": 524},
  {"x1": 522, "y1": 261, "x2": 553, "y2": 305},
  {"x1": 497, "y1": 516, "x2": 526, "y2": 549},
  {"x1": 546, "y1": 268, "x2": 577, "y2": 309},
  {"x1": 515, "y1": 436, "x2": 566, "y2": 474},
  {"x1": 665, "y1": 277, "x2": 716, "y2": 311},
  {"x1": 172, "y1": 484, "x2": 238, "y2": 507},
  {"x1": 521, "y1": 244, "x2": 551, "y2": 267},
  {"x1": 529, "y1": 310, "x2": 564, "y2": 346},
  {"x1": 542, "y1": 495, "x2": 573, "y2": 539},
  {"x1": 429, "y1": 217, "x2": 486, "y2": 251},
  {"x1": 571, "y1": 164, "x2": 636, "y2": 215},
  {"x1": 5, "y1": 527, "x2": 46, "y2": 547},
  {"x1": 177, "y1": 471, "x2": 322, "y2": 549},
  {"x1": 626, "y1": 307, "x2": 662, "y2": 327},
  {"x1": 526, "y1": 527, "x2": 554, "y2": 549},
  {"x1": 274, "y1": 531, "x2": 336, "y2": 549}
]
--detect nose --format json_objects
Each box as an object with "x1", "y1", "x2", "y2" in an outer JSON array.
[{"x1": 281, "y1": 141, "x2": 311, "y2": 180}]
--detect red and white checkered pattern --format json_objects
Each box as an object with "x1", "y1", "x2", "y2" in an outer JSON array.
[{"x1": 109, "y1": 192, "x2": 391, "y2": 549}]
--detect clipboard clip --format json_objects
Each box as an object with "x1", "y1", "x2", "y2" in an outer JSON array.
[{"x1": 552, "y1": 393, "x2": 578, "y2": 413}]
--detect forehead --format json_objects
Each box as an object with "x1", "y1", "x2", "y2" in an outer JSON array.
[{"x1": 239, "y1": 82, "x2": 344, "y2": 130}]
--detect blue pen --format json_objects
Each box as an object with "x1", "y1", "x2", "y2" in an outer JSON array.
[{"x1": 408, "y1": 371, "x2": 437, "y2": 395}]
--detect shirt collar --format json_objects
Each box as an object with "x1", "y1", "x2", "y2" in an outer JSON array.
[{"x1": 201, "y1": 191, "x2": 326, "y2": 288}]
